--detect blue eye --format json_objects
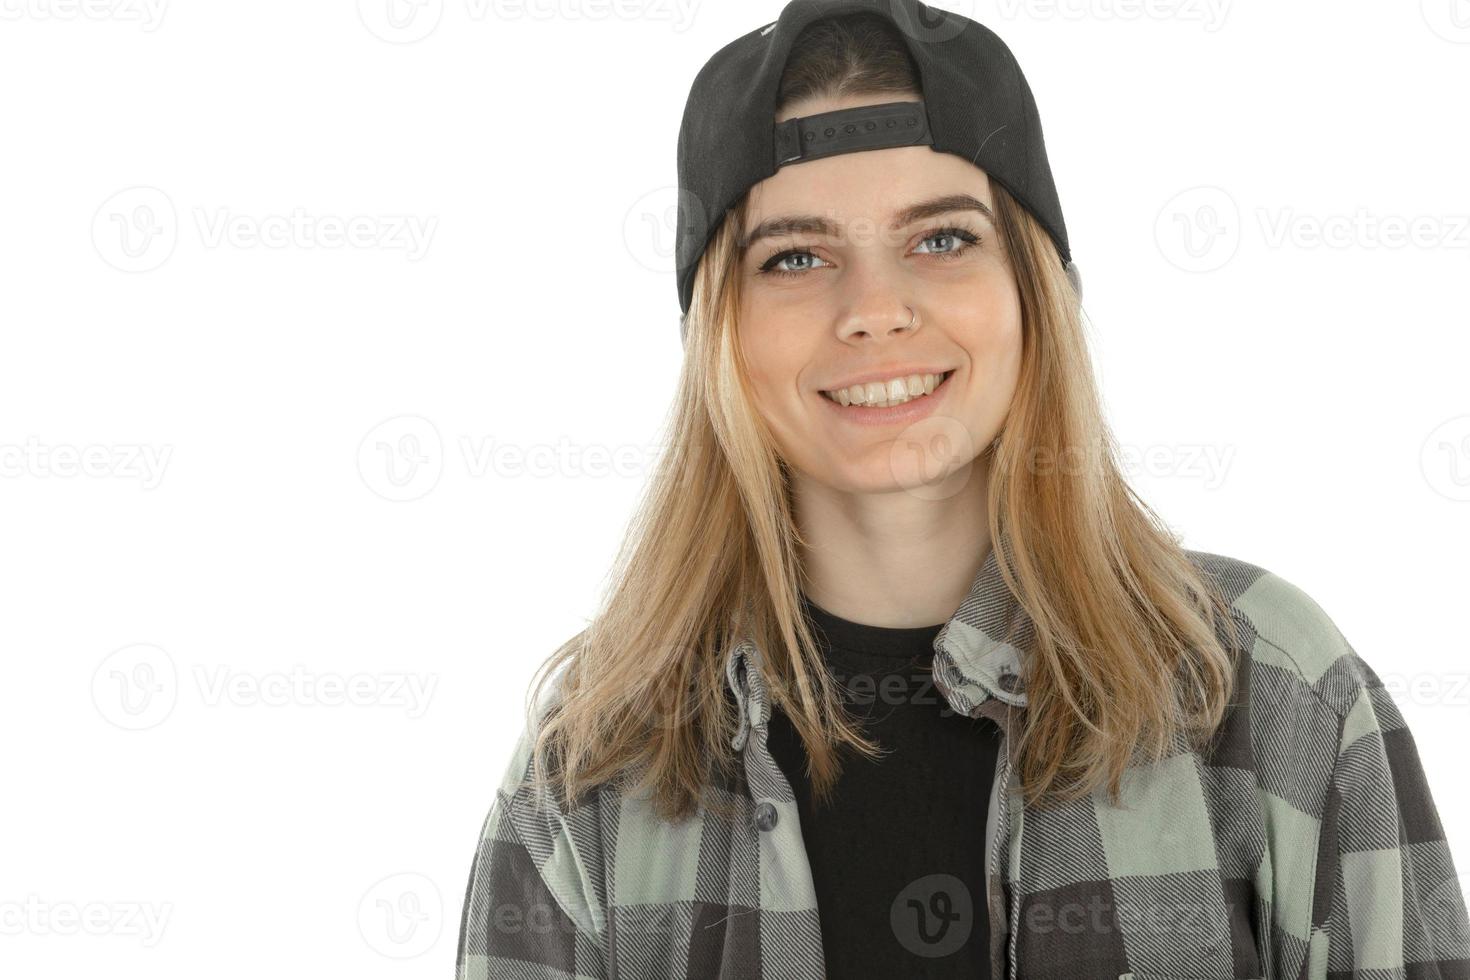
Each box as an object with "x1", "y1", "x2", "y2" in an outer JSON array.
[
  {"x1": 761, "y1": 251, "x2": 834, "y2": 277},
  {"x1": 915, "y1": 228, "x2": 980, "y2": 256},
  {"x1": 756, "y1": 226, "x2": 983, "y2": 279}
]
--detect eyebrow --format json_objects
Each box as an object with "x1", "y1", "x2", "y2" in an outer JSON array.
[{"x1": 739, "y1": 193, "x2": 996, "y2": 252}]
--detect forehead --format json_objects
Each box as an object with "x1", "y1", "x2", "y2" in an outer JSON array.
[{"x1": 741, "y1": 143, "x2": 994, "y2": 235}]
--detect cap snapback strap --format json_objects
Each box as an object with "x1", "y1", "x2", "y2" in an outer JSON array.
[{"x1": 773, "y1": 100, "x2": 933, "y2": 168}]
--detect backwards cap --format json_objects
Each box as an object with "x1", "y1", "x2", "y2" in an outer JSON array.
[{"x1": 674, "y1": 0, "x2": 1079, "y2": 341}]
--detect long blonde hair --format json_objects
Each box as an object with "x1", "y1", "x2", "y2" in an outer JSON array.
[{"x1": 519, "y1": 11, "x2": 1238, "y2": 823}]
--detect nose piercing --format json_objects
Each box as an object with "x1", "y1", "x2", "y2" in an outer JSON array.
[{"x1": 904, "y1": 306, "x2": 916, "y2": 330}]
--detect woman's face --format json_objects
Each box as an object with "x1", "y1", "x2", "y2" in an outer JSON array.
[{"x1": 737, "y1": 94, "x2": 1024, "y2": 496}]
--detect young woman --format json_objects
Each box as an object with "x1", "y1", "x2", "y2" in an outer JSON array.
[{"x1": 456, "y1": 4, "x2": 1470, "y2": 978}]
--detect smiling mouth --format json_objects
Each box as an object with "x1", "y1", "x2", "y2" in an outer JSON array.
[{"x1": 820, "y1": 370, "x2": 955, "y2": 408}]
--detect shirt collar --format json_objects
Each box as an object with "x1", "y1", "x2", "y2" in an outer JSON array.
[{"x1": 726, "y1": 532, "x2": 1032, "y2": 753}]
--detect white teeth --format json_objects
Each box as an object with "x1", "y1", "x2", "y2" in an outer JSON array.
[{"x1": 824, "y1": 372, "x2": 948, "y2": 408}]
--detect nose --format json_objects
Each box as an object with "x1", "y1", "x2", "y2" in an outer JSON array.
[{"x1": 835, "y1": 301, "x2": 920, "y2": 343}]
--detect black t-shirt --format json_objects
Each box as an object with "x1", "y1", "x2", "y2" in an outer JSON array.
[{"x1": 763, "y1": 592, "x2": 1002, "y2": 979}]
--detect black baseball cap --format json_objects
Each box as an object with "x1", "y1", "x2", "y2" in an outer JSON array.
[{"x1": 674, "y1": 0, "x2": 1078, "y2": 338}]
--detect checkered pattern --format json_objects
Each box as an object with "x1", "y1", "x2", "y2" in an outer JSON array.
[{"x1": 456, "y1": 545, "x2": 1470, "y2": 978}]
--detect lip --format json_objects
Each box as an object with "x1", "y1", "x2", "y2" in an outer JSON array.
[
  {"x1": 818, "y1": 366, "x2": 955, "y2": 394},
  {"x1": 819, "y1": 368, "x2": 956, "y2": 427}
]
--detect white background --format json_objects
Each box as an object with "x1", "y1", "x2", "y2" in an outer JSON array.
[{"x1": 2, "y1": 0, "x2": 1467, "y2": 976}]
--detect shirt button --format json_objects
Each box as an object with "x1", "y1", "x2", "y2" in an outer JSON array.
[
  {"x1": 997, "y1": 671, "x2": 1021, "y2": 693},
  {"x1": 754, "y1": 801, "x2": 779, "y2": 832}
]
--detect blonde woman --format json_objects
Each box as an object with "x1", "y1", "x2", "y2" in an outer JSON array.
[{"x1": 455, "y1": 3, "x2": 1470, "y2": 978}]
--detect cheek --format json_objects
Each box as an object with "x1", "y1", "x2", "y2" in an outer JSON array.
[
  {"x1": 951, "y1": 280, "x2": 1022, "y2": 366},
  {"x1": 977, "y1": 311, "x2": 1023, "y2": 383},
  {"x1": 951, "y1": 288, "x2": 1024, "y2": 416},
  {"x1": 739, "y1": 313, "x2": 807, "y2": 406}
]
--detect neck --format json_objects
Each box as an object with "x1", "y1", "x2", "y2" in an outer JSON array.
[{"x1": 792, "y1": 462, "x2": 992, "y2": 629}]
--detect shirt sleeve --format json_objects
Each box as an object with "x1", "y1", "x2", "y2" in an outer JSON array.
[
  {"x1": 1307, "y1": 652, "x2": 1470, "y2": 978},
  {"x1": 455, "y1": 727, "x2": 607, "y2": 980}
]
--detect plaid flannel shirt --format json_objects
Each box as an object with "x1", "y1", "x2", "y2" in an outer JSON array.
[{"x1": 456, "y1": 546, "x2": 1470, "y2": 979}]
